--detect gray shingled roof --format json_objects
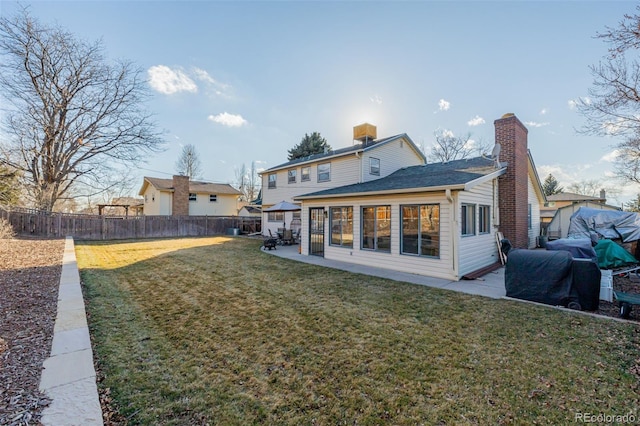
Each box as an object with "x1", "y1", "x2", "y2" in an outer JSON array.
[
  {"x1": 295, "y1": 156, "x2": 504, "y2": 199},
  {"x1": 546, "y1": 192, "x2": 604, "y2": 202},
  {"x1": 144, "y1": 177, "x2": 241, "y2": 195},
  {"x1": 264, "y1": 134, "x2": 425, "y2": 172}
]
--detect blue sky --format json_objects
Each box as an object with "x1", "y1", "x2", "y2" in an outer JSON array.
[{"x1": 1, "y1": 0, "x2": 638, "y2": 205}]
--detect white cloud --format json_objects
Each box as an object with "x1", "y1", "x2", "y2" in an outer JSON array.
[
  {"x1": 438, "y1": 99, "x2": 450, "y2": 111},
  {"x1": 467, "y1": 115, "x2": 485, "y2": 126},
  {"x1": 540, "y1": 108, "x2": 548, "y2": 115},
  {"x1": 601, "y1": 149, "x2": 620, "y2": 162},
  {"x1": 148, "y1": 65, "x2": 197, "y2": 95},
  {"x1": 524, "y1": 121, "x2": 550, "y2": 128},
  {"x1": 193, "y1": 67, "x2": 232, "y2": 97},
  {"x1": 370, "y1": 95, "x2": 383, "y2": 105},
  {"x1": 439, "y1": 129, "x2": 454, "y2": 138},
  {"x1": 208, "y1": 112, "x2": 247, "y2": 127}
]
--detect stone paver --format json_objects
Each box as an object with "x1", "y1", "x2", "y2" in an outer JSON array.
[{"x1": 39, "y1": 236, "x2": 103, "y2": 426}]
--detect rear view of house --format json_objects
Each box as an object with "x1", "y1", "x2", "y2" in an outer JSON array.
[{"x1": 261, "y1": 114, "x2": 545, "y2": 281}]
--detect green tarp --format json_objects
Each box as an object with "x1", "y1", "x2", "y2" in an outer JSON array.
[{"x1": 594, "y1": 239, "x2": 638, "y2": 269}]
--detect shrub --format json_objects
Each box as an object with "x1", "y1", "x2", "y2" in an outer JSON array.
[{"x1": 0, "y1": 218, "x2": 15, "y2": 239}]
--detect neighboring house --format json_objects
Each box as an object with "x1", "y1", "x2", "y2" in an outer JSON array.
[
  {"x1": 138, "y1": 175, "x2": 241, "y2": 216},
  {"x1": 546, "y1": 201, "x2": 622, "y2": 240},
  {"x1": 261, "y1": 115, "x2": 545, "y2": 281},
  {"x1": 540, "y1": 191, "x2": 607, "y2": 225},
  {"x1": 239, "y1": 205, "x2": 262, "y2": 217}
]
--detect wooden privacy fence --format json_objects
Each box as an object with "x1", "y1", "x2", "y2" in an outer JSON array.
[{"x1": 0, "y1": 206, "x2": 261, "y2": 240}]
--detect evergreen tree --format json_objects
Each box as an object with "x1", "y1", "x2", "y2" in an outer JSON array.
[
  {"x1": 542, "y1": 174, "x2": 563, "y2": 196},
  {"x1": 287, "y1": 132, "x2": 331, "y2": 161}
]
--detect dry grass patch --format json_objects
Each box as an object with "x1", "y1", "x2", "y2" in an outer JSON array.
[{"x1": 77, "y1": 237, "x2": 640, "y2": 425}]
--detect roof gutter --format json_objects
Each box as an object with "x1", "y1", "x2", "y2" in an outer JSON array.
[
  {"x1": 259, "y1": 148, "x2": 366, "y2": 175},
  {"x1": 293, "y1": 183, "x2": 468, "y2": 201},
  {"x1": 462, "y1": 168, "x2": 507, "y2": 191}
]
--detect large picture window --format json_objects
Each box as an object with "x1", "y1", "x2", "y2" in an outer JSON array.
[
  {"x1": 461, "y1": 204, "x2": 476, "y2": 236},
  {"x1": 401, "y1": 204, "x2": 440, "y2": 257},
  {"x1": 330, "y1": 207, "x2": 353, "y2": 247},
  {"x1": 362, "y1": 206, "x2": 391, "y2": 252},
  {"x1": 479, "y1": 205, "x2": 490, "y2": 234}
]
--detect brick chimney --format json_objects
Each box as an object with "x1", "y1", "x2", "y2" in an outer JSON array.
[
  {"x1": 172, "y1": 175, "x2": 189, "y2": 216},
  {"x1": 495, "y1": 113, "x2": 529, "y2": 249}
]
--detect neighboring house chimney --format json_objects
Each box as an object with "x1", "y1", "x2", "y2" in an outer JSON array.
[
  {"x1": 172, "y1": 175, "x2": 189, "y2": 216},
  {"x1": 600, "y1": 188, "x2": 606, "y2": 202},
  {"x1": 495, "y1": 113, "x2": 529, "y2": 249}
]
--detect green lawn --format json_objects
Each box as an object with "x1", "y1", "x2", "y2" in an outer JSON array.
[{"x1": 77, "y1": 237, "x2": 640, "y2": 425}]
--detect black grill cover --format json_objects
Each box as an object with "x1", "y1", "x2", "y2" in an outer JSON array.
[
  {"x1": 571, "y1": 258, "x2": 601, "y2": 311},
  {"x1": 505, "y1": 249, "x2": 575, "y2": 306}
]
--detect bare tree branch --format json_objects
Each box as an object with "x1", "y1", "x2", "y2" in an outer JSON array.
[
  {"x1": 175, "y1": 144, "x2": 202, "y2": 180},
  {"x1": 0, "y1": 7, "x2": 164, "y2": 212}
]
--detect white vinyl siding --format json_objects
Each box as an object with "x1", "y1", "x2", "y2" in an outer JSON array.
[
  {"x1": 528, "y1": 174, "x2": 542, "y2": 248},
  {"x1": 300, "y1": 192, "x2": 455, "y2": 280},
  {"x1": 361, "y1": 136, "x2": 425, "y2": 182},
  {"x1": 188, "y1": 193, "x2": 238, "y2": 216},
  {"x1": 457, "y1": 180, "x2": 499, "y2": 277},
  {"x1": 261, "y1": 155, "x2": 361, "y2": 207}
]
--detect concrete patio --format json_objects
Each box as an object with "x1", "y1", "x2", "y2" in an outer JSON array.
[{"x1": 262, "y1": 243, "x2": 506, "y2": 299}]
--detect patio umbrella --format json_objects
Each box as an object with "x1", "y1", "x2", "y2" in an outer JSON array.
[
  {"x1": 263, "y1": 200, "x2": 301, "y2": 212},
  {"x1": 264, "y1": 200, "x2": 301, "y2": 231}
]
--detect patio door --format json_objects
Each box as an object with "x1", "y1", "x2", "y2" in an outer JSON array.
[{"x1": 309, "y1": 207, "x2": 325, "y2": 256}]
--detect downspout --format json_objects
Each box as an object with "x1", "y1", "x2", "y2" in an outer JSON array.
[{"x1": 446, "y1": 188, "x2": 459, "y2": 280}]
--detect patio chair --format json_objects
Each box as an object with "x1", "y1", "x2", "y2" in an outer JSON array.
[
  {"x1": 292, "y1": 228, "x2": 301, "y2": 244},
  {"x1": 282, "y1": 229, "x2": 293, "y2": 245}
]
